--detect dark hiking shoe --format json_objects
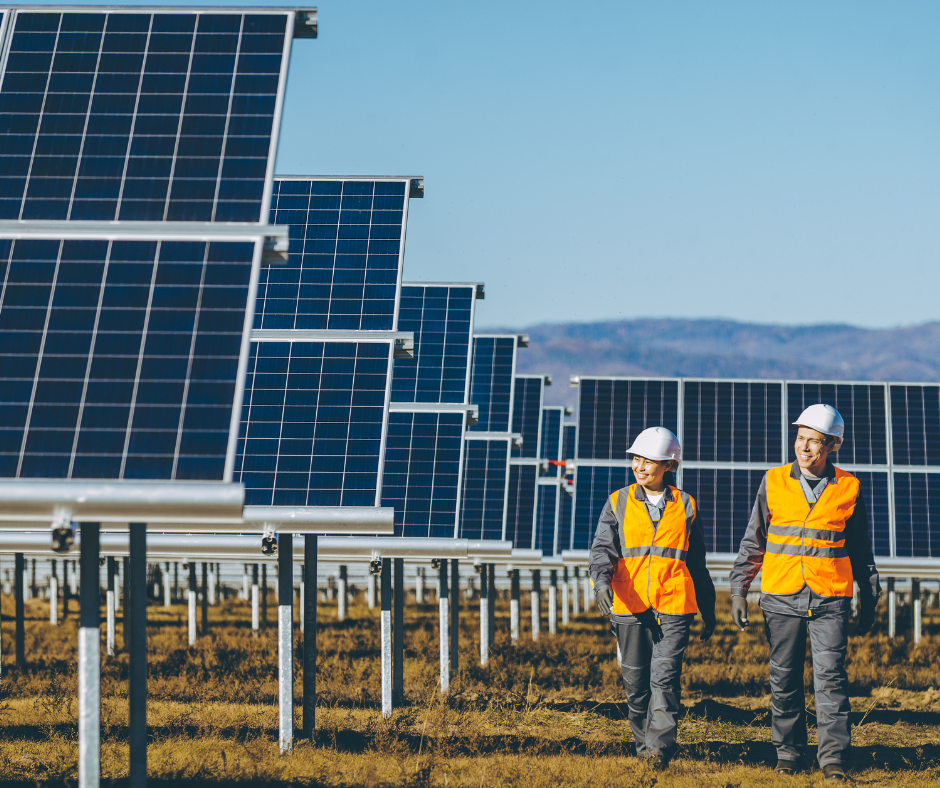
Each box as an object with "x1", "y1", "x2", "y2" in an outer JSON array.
[
  {"x1": 822, "y1": 764, "x2": 847, "y2": 781},
  {"x1": 647, "y1": 752, "x2": 670, "y2": 770},
  {"x1": 775, "y1": 758, "x2": 799, "y2": 774}
]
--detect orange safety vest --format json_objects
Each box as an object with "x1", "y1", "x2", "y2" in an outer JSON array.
[
  {"x1": 762, "y1": 464, "x2": 857, "y2": 597},
  {"x1": 609, "y1": 485, "x2": 698, "y2": 615}
]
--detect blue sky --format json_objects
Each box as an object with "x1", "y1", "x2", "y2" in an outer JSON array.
[{"x1": 28, "y1": 1, "x2": 940, "y2": 329}]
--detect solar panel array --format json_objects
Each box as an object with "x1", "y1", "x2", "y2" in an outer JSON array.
[
  {"x1": 0, "y1": 7, "x2": 310, "y2": 486},
  {"x1": 382, "y1": 282, "x2": 480, "y2": 536},
  {"x1": 236, "y1": 177, "x2": 417, "y2": 509},
  {"x1": 533, "y1": 406, "x2": 567, "y2": 555},
  {"x1": 566, "y1": 376, "x2": 940, "y2": 557}
]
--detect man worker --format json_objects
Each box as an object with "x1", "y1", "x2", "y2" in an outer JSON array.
[
  {"x1": 730, "y1": 404, "x2": 880, "y2": 781},
  {"x1": 590, "y1": 427, "x2": 716, "y2": 768}
]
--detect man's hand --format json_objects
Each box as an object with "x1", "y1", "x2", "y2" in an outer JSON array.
[
  {"x1": 857, "y1": 601, "x2": 876, "y2": 636},
  {"x1": 636, "y1": 608, "x2": 664, "y2": 644},
  {"x1": 700, "y1": 612, "x2": 716, "y2": 642},
  {"x1": 595, "y1": 585, "x2": 613, "y2": 617},
  {"x1": 731, "y1": 595, "x2": 749, "y2": 631}
]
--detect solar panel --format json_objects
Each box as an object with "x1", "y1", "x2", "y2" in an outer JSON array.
[
  {"x1": 557, "y1": 475, "x2": 573, "y2": 552},
  {"x1": 575, "y1": 378, "x2": 679, "y2": 460},
  {"x1": 257, "y1": 178, "x2": 417, "y2": 331},
  {"x1": 235, "y1": 339, "x2": 392, "y2": 507},
  {"x1": 0, "y1": 231, "x2": 260, "y2": 482},
  {"x1": 505, "y1": 461, "x2": 537, "y2": 548},
  {"x1": 392, "y1": 283, "x2": 476, "y2": 404},
  {"x1": 786, "y1": 382, "x2": 888, "y2": 465},
  {"x1": 890, "y1": 384, "x2": 940, "y2": 467},
  {"x1": 511, "y1": 375, "x2": 544, "y2": 458},
  {"x1": 894, "y1": 471, "x2": 940, "y2": 557},
  {"x1": 683, "y1": 380, "x2": 783, "y2": 463},
  {"x1": 534, "y1": 480, "x2": 558, "y2": 555},
  {"x1": 457, "y1": 437, "x2": 508, "y2": 541},
  {"x1": 381, "y1": 408, "x2": 464, "y2": 537},
  {"x1": 0, "y1": 8, "x2": 297, "y2": 223},
  {"x1": 539, "y1": 406, "x2": 562, "y2": 477},
  {"x1": 682, "y1": 468, "x2": 767, "y2": 553},
  {"x1": 571, "y1": 464, "x2": 631, "y2": 551},
  {"x1": 468, "y1": 335, "x2": 516, "y2": 433},
  {"x1": 563, "y1": 423, "x2": 576, "y2": 461}
]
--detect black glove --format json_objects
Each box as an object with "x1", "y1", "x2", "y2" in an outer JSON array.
[
  {"x1": 731, "y1": 595, "x2": 749, "y2": 631},
  {"x1": 595, "y1": 585, "x2": 613, "y2": 617},
  {"x1": 636, "y1": 608, "x2": 664, "y2": 644},
  {"x1": 700, "y1": 612, "x2": 716, "y2": 642},
  {"x1": 857, "y1": 601, "x2": 876, "y2": 636}
]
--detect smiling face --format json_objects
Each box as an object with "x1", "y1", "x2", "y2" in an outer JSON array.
[
  {"x1": 631, "y1": 454, "x2": 676, "y2": 494},
  {"x1": 794, "y1": 426, "x2": 835, "y2": 476}
]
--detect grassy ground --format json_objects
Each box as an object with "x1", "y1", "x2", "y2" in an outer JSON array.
[{"x1": 0, "y1": 586, "x2": 938, "y2": 786}]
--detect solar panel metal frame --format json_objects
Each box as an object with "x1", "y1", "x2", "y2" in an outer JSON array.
[
  {"x1": 469, "y1": 333, "x2": 519, "y2": 434},
  {"x1": 459, "y1": 433, "x2": 513, "y2": 541},
  {"x1": 511, "y1": 374, "x2": 545, "y2": 459},
  {"x1": 0, "y1": 6, "x2": 304, "y2": 226}
]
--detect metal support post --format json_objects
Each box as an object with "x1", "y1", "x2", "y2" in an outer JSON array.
[
  {"x1": 121, "y1": 557, "x2": 129, "y2": 612},
  {"x1": 548, "y1": 570, "x2": 557, "y2": 635},
  {"x1": 450, "y1": 559, "x2": 460, "y2": 675},
  {"x1": 438, "y1": 560, "x2": 449, "y2": 692},
  {"x1": 302, "y1": 536, "x2": 317, "y2": 739},
  {"x1": 393, "y1": 558, "x2": 404, "y2": 704},
  {"x1": 106, "y1": 557, "x2": 116, "y2": 656},
  {"x1": 888, "y1": 577, "x2": 896, "y2": 638},
  {"x1": 380, "y1": 558, "x2": 393, "y2": 716},
  {"x1": 70, "y1": 559, "x2": 78, "y2": 597},
  {"x1": 14, "y1": 553, "x2": 24, "y2": 668},
  {"x1": 278, "y1": 533, "x2": 293, "y2": 754},
  {"x1": 208, "y1": 563, "x2": 216, "y2": 606},
  {"x1": 510, "y1": 568, "x2": 520, "y2": 642},
  {"x1": 78, "y1": 522, "x2": 100, "y2": 788},
  {"x1": 415, "y1": 567, "x2": 424, "y2": 604},
  {"x1": 163, "y1": 563, "x2": 171, "y2": 607},
  {"x1": 913, "y1": 578, "x2": 922, "y2": 644},
  {"x1": 200, "y1": 562, "x2": 209, "y2": 636},
  {"x1": 561, "y1": 567, "x2": 569, "y2": 626},
  {"x1": 571, "y1": 567, "x2": 580, "y2": 616},
  {"x1": 63, "y1": 559, "x2": 70, "y2": 621},
  {"x1": 367, "y1": 570, "x2": 376, "y2": 609},
  {"x1": 582, "y1": 575, "x2": 591, "y2": 612},
  {"x1": 487, "y1": 564, "x2": 496, "y2": 649},
  {"x1": 49, "y1": 560, "x2": 58, "y2": 626},
  {"x1": 128, "y1": 523, "x2": 147, "y2": 788},
  {"x1": 242, "y1": 564, "x2": 249, "y2": 601},
  {"x1": 251, "y1": 564, "x2": 260, "y2": 637},
  {"x1": 338, "y1": 565, "x2": 348, "y2": 621},
  {"x1": 261, "y1": 564, "x2": 268, "y2": 629},
  {"x1": 187, "y1": 562, "x2": 196, "y2": 646},
  {"x1": 479, "y1": 564, "x2": 489, "y2": 666},
  {"x1": 531, "y1": 569, "x2": 541, "y2": 641},
  {"x1": 173, "y1": 562, "x2": 179, "y2": 603},
  {"x1": 30, "y1": 558, "x2": 36, "y2": 600}
]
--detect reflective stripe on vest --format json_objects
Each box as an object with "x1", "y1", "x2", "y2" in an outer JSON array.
[
  {"x1": 609, "y1": 484, "x2": 698, "y2": 615},
  {"x1": 762, "y1": 464, "x2": 858, "y2": 597}
]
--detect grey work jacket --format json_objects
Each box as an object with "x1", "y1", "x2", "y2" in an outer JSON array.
[
  {"x1": 730, "y1": 460, "x2": 881, "y2": 617},
  {"x1": 589, "y1": 484, "x2": 716, "y2": 625}
]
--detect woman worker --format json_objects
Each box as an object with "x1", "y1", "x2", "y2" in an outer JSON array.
[{"x1": 589, "y1": 427, "x2": 716, "y2": 768}]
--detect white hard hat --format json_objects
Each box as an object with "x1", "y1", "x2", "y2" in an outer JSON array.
[
  {"x1": 626, "y1": 427, "x2": 681, "y2": 462},
  {"x1": 793, "y1": 404, "x2": 844, "y2": 450}
]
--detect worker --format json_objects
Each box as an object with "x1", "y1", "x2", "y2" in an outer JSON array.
[
  {"x1": 590, "y1": 427, "x2": 716, "y2": 768},
  {"x1": 730, "y1": 404, "x2": 880, "y2": 782}
]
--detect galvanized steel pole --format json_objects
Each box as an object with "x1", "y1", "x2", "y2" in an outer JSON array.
[
  {"x1": 278, "y1": 533, "x2": 293, "y2": 754},
  {"x1": 531, "y1": 569, "x2": 541, "y2": 641},
  {"x1": 106, "y1": 557, "x2": 116, "y2": 656},
  {"x1": 302, "y1": 535, "x2": 317, "y2": 739},
  {"x1": 261, "y1": 564, "x2": 268, "y2": 629},
  {"x1": 487, "y1": 564, "x2": 496, "y2": 649},
  {"x1": 450, "y1": 559, "x2": 459, "y2": 674},
  {"x1": 128, "y1": 523, "x2": 147, "y2": 788},
  {"x1": 200, "y1": 562, "x2": 209, "y2": 636},
  {"x1": 49, "y1": 560, "x2": 58, "y2": 626},
  {"x1": 393, "y1": 557, "x2": 404, "y2": 704},
  {"x1": 438, "y1": 560, "x2": 449, "y2": 692},
  {"x1": 548, "y1": 570, "x2": 557, "y2": 635},
  {"x1": 479, "y1": 564, "x2": 488, "y2": 666},
  {"x1": 561, "y1": 567, "x2": 569, "y2": 626},
  {"x1": 78, "y1": 523, "x2": 100, "y2": 788},
  {"x1": 888, "y1": 577, "x2": 896, "y2": 638},
  {"x1": 380, "y1": 558, "x2": 393, "y2": 716},
  {"x1": 163, "y1": 562, "x2": 171, "y2": 607},
  {"x1": 14, "y1": 553, "x2": 24, "y2": 668},
  {"x1": 187, "y1": 562, "x2": 196, "y2": 646},
  {"x1": 913, "y1": 578, "x2": 922, "y2": 644},
  {"x1": 338, "y1": 565, "x2": 348, "y2": 621},
  {"x1": 251, "y1": 564, "x2": 260, "y2": 637},
  {"x1": 510, "y1": 569, "x2": 520, "y2": 642}
]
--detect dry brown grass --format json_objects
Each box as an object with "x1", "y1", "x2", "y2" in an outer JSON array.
[{"x1": 0, "y1": 586, "x2": 938, "y2": 786}]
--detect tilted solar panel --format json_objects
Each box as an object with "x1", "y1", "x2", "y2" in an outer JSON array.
[
  {"x1": 563, "y1": 423, "x2": 576, "y2": 461},
  {"x1": 786, "y1": 382, "x2": 888, "y2": 465},
  {"x1": 381, "y1": 409, "x2": 464, "y2": 537},
  {"x1": 576, "y1": 378, "x2": 679, "y2": 461},
  {"x1": 257, "y1": 178, "x2": 413, "y2": 331},
  {"x1": 890, "y1": 384, "x2": 940, "y2": 467},
  {"x1": 681, "y1": 468, "x2": 767, "y2": 554},
  {"x1": 458, "y1": 437, "x2": 508, "y2": 541},
  {"x1": 235, "y1": 339, "x2": 391, "y2": 507},
  {"x1": 392, "y1": 283, "x2": 475, "y2": 404},
  {"x1": 557, "y1": 476, "x2": 573, "y2": 552},
  {"x1": 468, "y1": 335, "x2": 516, "y2": 433},
  {"x1": 683, "y1": 380, "x2": 783, "y2": 464},
  {"x1": 0, "y1": 8, "x2": 296, "y2": 223},
  {"x1": 894, "y1": 471, "x2": 940, "y2": 558},
  {"x1": 505, "y1": 462, "x2": 537, "y2": 548},
  {"x1": 0, "y1": 232, "x2": 260, "y2": 481},
  {"x1": 539, "y1": 406, "x2": 562, "y2": 471},
  {"x1": 511, "y1": 375, "x2": 543, "y2": 459},
  {"x1": 571, "y1": 464, "x2": 631, "y2": 550},
  {"x1": 534, "y1": 480, "x2": 558, "y2": 555}
]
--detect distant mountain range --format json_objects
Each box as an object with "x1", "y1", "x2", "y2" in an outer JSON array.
[{"x1": 482, "y1": 318, "x2": 940, "y2": 408}]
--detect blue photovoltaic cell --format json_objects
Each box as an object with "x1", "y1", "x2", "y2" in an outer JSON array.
[
  {"x1": 0, "y1": 10, "x2": 287, "y2": 222},
  {"x1": 505, "y1": 462, "x2": 537, "y2": 548},
  {"x1": 557, "y1": 481, "x2": 573, "y2": 552},
  {"x1": 563, "y1": 424, "x2": 576, "y2": 460},
  {"x1": 681, "y1": 468, "x2": 766, "y2": 554},
  {"x1": 539, "y1": 406, "x2": 562, "y2": 476},
  {"x1": 890, "y1": 385, "x2": 940, "y2": 466},
  {"x1": 458, "y1": 438, "x2": 508, "y2": 541},
  {"x1": 468, "y1": 336, "x2": 515, "y2": 433},
  {"x1": 852, "y1": 471, "x2": 891, "y2": 557},
  {"x1": 894, "y1": 472, "x2": 940, "y2": 557},
  {"x1": 381, "y1": 410, "x2": 463, "y2": 538},
  {"x1": 511, "y1": 376, "x2": 542, "y2": 458},
  {"x1": 535, "y1": 482, "x2": 558, "y2": 555},
  {"x1": 571, "y1": 464, "x2": 632, "y2": 550},
  {"x1": 786, "y1": 383, "x2": 887, "y2": 465},
  {"x1": 392, "y1": 284, "x2": 472, "y2": 404},
  {"x1": 0, "y1": 237, "x2": 254, "y2": 480},
  {"x1": 577, "y1": 379, "x2": 679, "y2": 461},
  {"x1": 255, "y1": 179, "x2": 406, "y2": 331},
  {"x1": 683, "y1": 381, "x2": 783, "y2": 463},
  {"x1": 235, "y1": 340, "x2": 390, "y2": 507}
]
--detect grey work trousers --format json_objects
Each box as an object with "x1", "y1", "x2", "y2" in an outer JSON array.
[
  {"x1": 612, "y1": 616, "x2": 691, "y2": 760},
  {"x1": 764, "y1": 609, "x2": 851, "y2": 767}
]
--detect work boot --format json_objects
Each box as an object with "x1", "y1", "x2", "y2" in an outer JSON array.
[
  {"x1": 646, "y1": 752, "x2": 669, "y2": 770},
  {"x1": 774, "y1": 758, "x2": 799, "y2": 774},
  {"x1": 822, "y1": 764, "x2": 847, "y2": 781}
]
